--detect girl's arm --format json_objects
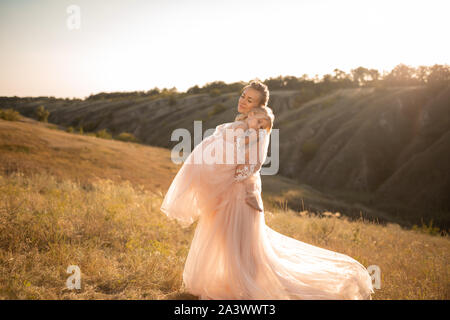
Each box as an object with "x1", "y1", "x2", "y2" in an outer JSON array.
[
  {"x1": 234, "y1": 131, "x2": 265, "y2": 182},
  {"x1": 221, "y1": 122, "x2": 247, "y2": 144}
]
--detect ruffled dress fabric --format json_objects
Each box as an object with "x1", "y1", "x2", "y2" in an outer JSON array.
[{"x1": 160, "y1": 121, "x2": 374, "y2": 300}]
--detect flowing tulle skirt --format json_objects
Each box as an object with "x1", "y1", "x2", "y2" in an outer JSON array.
[
  {"x1": 161, "y1": 126, "x2": 374, "y2": 300},
  {"x1": 179, "y1": 182, "x2": 373, "y2": 300}
]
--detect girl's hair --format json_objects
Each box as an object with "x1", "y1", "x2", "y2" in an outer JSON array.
[
  {"x1": 248, "y1": 106, "x2": 275, "y2": 133},
  {"x1": 234, "y1": 79, "x2": 270, "y2": 122}
]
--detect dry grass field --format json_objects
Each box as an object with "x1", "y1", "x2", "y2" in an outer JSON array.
[{"x1": 0, "y1": 117, "x2": 448, "y2": 299}]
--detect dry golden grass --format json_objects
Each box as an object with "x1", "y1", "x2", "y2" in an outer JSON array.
[
  {"x1": 264, "y1": 207, "x2": 450, "y2": 300},
  {"x1": 0, "y1": 117, "x2": 179, "y2": 195},
  {"x1": 0, "y1": 117, "x2": 448, "y2": 300},
  {"x1": 0, "y1": 170, "x2": 448, "y2": 300},
  {"x1": 0, "y1": 171, "x2": 193, "y2": 299}
]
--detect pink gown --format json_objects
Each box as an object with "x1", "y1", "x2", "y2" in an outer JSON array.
[{"x1": 160, "y1": 121, "x2": 374, "y2": 300}]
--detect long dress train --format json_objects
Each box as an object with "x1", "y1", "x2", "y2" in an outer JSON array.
[{"x1": 160, "y1": 121, "x2": 374, "y2": 300}]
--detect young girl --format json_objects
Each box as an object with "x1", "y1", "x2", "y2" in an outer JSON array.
[{"x1": 220, "y1": 107, "x2": 273, "y2": 212}]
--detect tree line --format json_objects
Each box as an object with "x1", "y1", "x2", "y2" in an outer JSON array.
[
  {"x1": 0, "y1": 63, "x2": 448, "y2": 103},
  {"x1": 85, "y1": 63, "x2": 450, "y2": 101}
]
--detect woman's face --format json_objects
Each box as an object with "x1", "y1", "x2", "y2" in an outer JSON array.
[{"x1": 238, "y1": 88, "x2": 262, "y2": 114}]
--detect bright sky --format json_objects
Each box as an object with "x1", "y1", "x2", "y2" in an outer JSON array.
[{"x1": 0, "y1": 0, "x2": 449, "y2": 99}]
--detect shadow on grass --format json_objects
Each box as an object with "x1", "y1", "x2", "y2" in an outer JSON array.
[{"x1": 164, "y1": 291, "x2": 199, "y2": 300}]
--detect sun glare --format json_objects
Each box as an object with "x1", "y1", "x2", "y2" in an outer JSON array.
[{"x1": 0, "y1": 0, "x2": 448, "y2": 98}]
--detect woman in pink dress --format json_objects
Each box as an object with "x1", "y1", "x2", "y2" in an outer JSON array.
[{"x1": 160, "y1": 80, "x2": 374, "y2": 300}]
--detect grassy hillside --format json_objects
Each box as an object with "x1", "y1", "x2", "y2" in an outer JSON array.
[
  {"x1": 2, "y1": 85, "x2": 449, "y2": 230},
  {"x1": 0, "y1": 169, "x2": 448, "y2": 299},
  {"x1": 0, "y1": 116, "x2": 397, "y2": 225},
  {"x1": 0, "y1": 117, "x2": 179, "y2": 194},
  {"x1": 0, "y1": 117, "x2": 448, "y2": 299}
]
